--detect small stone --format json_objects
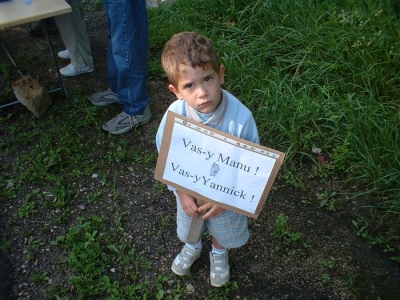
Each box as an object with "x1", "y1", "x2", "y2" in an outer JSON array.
[
  {"x1": 110, "y1": 268, "x2": 115, "y2": 273},
  {"x1": 312, "y1": 147, "x2": 322, "y2": 155},
  {"x1": 78, "y1": 204, "x2": 86, "y2": 210},
  {"x1": 186, "y1": 283, "x2": 194, "y2": 293}
]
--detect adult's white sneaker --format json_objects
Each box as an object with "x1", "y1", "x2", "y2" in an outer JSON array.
[
  {"x1": 59, "y1": 63, "x2": 94, "y2": 77},
  {"x1": 58, "y1": 49, "x2": 70, "y2": 60}
]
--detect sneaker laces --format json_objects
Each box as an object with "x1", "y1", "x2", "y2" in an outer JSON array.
[
  {"x1": 105, "y1": 111, "x2": 143, "y2": 132},
  {"x1": 108, "y1": 112, "x2": 128, "y2": 127},
  {"x1": 128, "y1": 115, "x2": 139, "y2": 128},
  {"x1": 115, "y1": 113, "x2": 138, "y2": 129}
]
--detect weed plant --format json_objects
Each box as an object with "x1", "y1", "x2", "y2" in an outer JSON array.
[
  {"x1": 271, "y1": 213, "x2": 306, "y2": 255},
  {"x1": 148, "y1": 0, "x2": 400, "y2": 251}
]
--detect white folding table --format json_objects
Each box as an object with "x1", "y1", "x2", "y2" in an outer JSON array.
[{"x1": 0, "y1": 0, "x2": 72, "y2": 108}]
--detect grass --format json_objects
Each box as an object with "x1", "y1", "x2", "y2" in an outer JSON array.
[
  {"x1": 51, "y1": 216, "x2": 151, "y2": 297},
  {"x1": 148, "y1": 0, "x2": 400, "y2": 253},
  {"x1": 0, "y1": 0, "x2": 399, "y2": 298},
  {"x1": 0, "y1": 94, "x2": 163, "y2": 298}
]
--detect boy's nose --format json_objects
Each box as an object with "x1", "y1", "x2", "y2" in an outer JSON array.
[{"x1": 198, "y1": 86, "x2": 208, "y2": 97}]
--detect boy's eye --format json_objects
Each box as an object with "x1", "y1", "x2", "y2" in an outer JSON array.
[
  {"x1": 204, "y1": 77, "x2": 211, "y2": 82},
  {"x1": 184, "y1": 84, "x2": 193, "y2": 89}
]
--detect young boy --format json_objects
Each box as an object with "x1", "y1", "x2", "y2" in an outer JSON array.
[{"x1": 156, "y1": 32, "x2": 260, "y2": 287}]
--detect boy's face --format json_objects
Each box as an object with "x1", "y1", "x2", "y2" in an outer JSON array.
[{"x1": 169, "y1": 63, "x2": 225, "y2": 114}]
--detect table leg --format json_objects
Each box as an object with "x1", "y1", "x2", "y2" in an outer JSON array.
[
  {"x1": 40, "y1": 20, "x2": 69, "y2": 99},
  {"x1": 0, "y1": 43, "x2": 22, "y2": 108},
  {"x1": 0, "y1": 43, "x2": 23, "y2": 78}
]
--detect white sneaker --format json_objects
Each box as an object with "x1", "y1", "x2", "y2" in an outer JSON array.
[
  {"x1": 58, "y1": 49, "x2": 70, "y2": 60},
  {"x1": 210, "y1": 251, "x2": 230, "y2": 287},
  {"x1": 59, "y1": 63, "x2": 94, "y2": 77},
  {"x1": 171, "y1": 244, "x2": 202, "y2": 276}
]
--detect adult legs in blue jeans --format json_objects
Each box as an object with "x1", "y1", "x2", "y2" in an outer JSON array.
[{"x1": 89, "y1": 0, "x2": 151, "y2": 135}]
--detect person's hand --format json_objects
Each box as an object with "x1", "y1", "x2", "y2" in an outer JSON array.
[
  {"x1": 198, "y1": 202, "x2": 226, "y2": 220},
  {"x1": 177, "y1": 191, "x2": 200, "y2": 218}
]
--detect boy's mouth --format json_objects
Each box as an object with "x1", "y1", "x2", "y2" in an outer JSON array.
[{"x1": 199, "y1": 100, "x2": 212, "y2": 107}]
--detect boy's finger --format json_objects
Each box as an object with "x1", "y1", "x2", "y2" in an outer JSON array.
[
  {"x1": 197, "y1": 202, "x2": 211, "y2": 213},
  {"x1": 202, "y1": 210, "x2": 212, "y2": 220}
]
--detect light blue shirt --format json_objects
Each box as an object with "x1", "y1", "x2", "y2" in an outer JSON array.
[{"x1": 156, "y1": 89, "x2": 260, "y2": 150}]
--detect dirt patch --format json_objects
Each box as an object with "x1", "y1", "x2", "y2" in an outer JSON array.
[{"x1": 0, "y1": 5, "x2": 399, "y2": 300}]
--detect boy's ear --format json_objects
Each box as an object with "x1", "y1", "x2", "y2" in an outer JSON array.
[
  {"x1": 169, "y1": 84, "x2": 182, "y2": 99},
  {"x1": 219, "y1": 65, "x2": 226, "y2": 85}
]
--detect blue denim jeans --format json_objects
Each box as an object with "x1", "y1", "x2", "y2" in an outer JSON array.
[{"x1": 103, "y1": 0, "x2": 150, "y2": 116}]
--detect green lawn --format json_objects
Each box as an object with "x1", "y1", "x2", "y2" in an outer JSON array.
[{"x1": 148, "y1": 0, "x2": 400, "y2": 259}]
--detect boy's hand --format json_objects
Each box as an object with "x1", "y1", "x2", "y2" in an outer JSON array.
[
  {"x1": 198, "y1": 202, "x2": 226, "y2": 220},
  {"x1": 177, "y1": 191, "x2": 200, "y2": 218}
]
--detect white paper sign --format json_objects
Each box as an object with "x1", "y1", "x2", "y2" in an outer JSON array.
[{"x1": 155, "y1": 112, "x2": 285, "y2": 218}]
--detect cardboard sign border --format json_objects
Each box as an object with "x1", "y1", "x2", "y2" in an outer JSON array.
[{"x1": 154, "y1": 111, "x2": 285, "y2": 218}]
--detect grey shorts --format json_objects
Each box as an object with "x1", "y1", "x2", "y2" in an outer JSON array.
[{"x1": 175, "y1": 194, "x2": 250, "y2": 249}]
